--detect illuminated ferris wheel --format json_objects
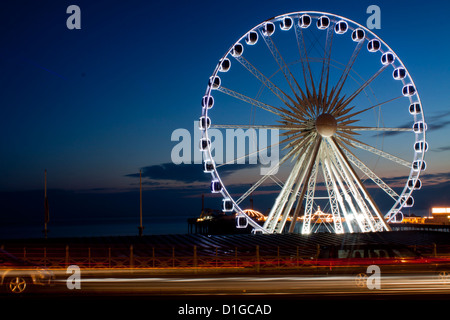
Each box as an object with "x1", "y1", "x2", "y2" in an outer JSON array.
[{"x1": 199, "y1": 11, "x2": 426, "y2": 234}]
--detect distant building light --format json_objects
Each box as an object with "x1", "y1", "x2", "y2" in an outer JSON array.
[
  {"x1": 242, "y1": 209, "x2": 266, "y2": 221},
  {"x1": 432, "y1": 208, "x2": 450, "y2": 214}
]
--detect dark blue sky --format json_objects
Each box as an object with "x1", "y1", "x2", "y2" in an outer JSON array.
[{"x1": 0, "y1": 0, "x2": 449, "y2": 237}]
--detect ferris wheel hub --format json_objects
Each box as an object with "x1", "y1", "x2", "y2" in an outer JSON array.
[{"x1": 315, "y1": 113, "x2": 337, "y2": 137}]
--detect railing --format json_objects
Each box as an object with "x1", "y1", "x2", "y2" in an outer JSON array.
[
  {"x1": 1, "y1": 244, "x2": 315, "y2": 270},
  {"x1": 391, "y1": 224, "x2": 450, "y2": 233},
  {"x1": 1, "y1": 243, "x2": 449, "y2": 270}
]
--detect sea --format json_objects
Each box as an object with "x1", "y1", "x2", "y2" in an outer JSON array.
[
  {"x1": 0, "y1": 209, "x2": 431, "y2": 240},
  {"x1": 0, "y1": 215, "x2": 191, "y2": 240}
]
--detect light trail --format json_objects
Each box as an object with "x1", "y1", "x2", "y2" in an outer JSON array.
[{"x1": 50, "y1": 273, "x2": 450, "y2": 297}]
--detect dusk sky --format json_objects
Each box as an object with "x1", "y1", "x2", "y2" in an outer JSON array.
[{"x1": 0, "y1": 0, "x2": 449, "y2": 238}]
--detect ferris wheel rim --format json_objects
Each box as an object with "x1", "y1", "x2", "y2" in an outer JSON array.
[{"x1": 200, "y1": 11, "x2": 426, "y2": 232}]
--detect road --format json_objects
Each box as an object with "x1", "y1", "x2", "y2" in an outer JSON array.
[{"x1": 4, "y1": 272, "x2": 449, "y2": 318}]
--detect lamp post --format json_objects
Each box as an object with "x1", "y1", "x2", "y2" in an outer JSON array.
[{"x1": 138, "y1": 169, "x2": 144, "y2": 236}]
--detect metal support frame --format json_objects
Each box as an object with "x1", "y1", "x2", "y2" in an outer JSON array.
[
  {"x1": 301, "y1": 159, "x2": 319, "y2": 234},
  {"x1": 325, "y1": 140, "x2": 372, "y2": 232},
  {"x1": 330, "y1": 138, "x2": 390, "y2": 232},
  {"x1": 288, "y1": 137, "x2": 322, "y2": 233},
  {"x1": 321, "y1": 155, "x2": 345, "y2": 234}
]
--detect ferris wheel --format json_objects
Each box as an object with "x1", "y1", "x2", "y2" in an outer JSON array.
[{"x1": 199, "y1": 11, "x2": 426, "y2": 234}]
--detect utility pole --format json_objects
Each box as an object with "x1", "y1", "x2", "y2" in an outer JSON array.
[
  {"x1": 201, "y1": 193, "x2": 204, "y2": 214},
  {"x1": 138, "y1": 169, "x2": 144, "y2": 236},
  {"x1": 44, "y1": 169, "x2": 49, "y2": 238},
  {"x1": 250, "y1": 184, "x2": 254, "y2": 210}
]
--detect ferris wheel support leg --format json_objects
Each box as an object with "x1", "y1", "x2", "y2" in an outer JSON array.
[
  {"x1": 323, "y1": 144, "x2": 355, "y2": 233},
  {"x1": 288, "y1": 136, "x2": 322, "y2": 233},
  {"x1": 331, "y1": 138, "x2": 390, "y2": 232},
  {"x1": 301, "y1": 159, "x2": 320, "y2": 235},
  {"x1": 334, "y1": 150, "x2": 376, "y2": 231},
  {"x1": 321, "y1": 157, "x2": 345, "y2": 234},
  {"x1": 263, "y1": 154, "x2": 304, "y2": 233},
  {"x1": 329, "y1": 140, "x2": 375, "y2": 232},
  {"x1": 325, "y1": 142, "x2": 367, "y2": 232},
  {"x1": 272, "y1": 140, "x2": 319, "y2": 233},
  {"x1": 262, "y1": 140, "x2": 313, "y2": 232},
  {"x1": 274, "y1": 152, "x2": 311, "y2": 233}
]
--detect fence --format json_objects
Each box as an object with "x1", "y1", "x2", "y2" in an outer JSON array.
[
  {"x1": 2, "y1": 243, "x2": 449, "y2": 270},
  {"x1": 1, "y1": 244, "x2": 316, "y2": 270}
]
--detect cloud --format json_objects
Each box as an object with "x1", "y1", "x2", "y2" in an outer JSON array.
[
  {"x1": 418, "y1": 171, "x2": 450, "y2": 185},
  {"x1": 378, "y1": 172, "x2": 450, "y2": 188},
  {"x1": 372, "y1": 109, "x2": 450, "y2": 138},
  {"x1": 428, "y1": 110, "x2": 450, "y2": 120},
  {"x1": 380, "y1": 171, "x2": 450, "y2": 185},
  {"x1": 431, "y1": 145, "x2": 450, "y2": 153},
  {"x1": 425, "y1": 110, "x2": 450, "y2": 132},
  {"x1": 428, "y1": 120, "x2": 450, "y2": 132},
  {"x1": 126, "y1": 163, "x2": 205, "y2": 183}
]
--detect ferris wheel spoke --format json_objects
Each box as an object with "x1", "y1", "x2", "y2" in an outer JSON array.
[
  {"x1": 337, "y1": 95, "x2": 404, "y2": 121},
  {"x1": 294, "y1": 20, "x2": 317, "y2": 103},
  {"x1": 340, "y1": 126, "x2": 411, "y2": 132},
  {"x1": 235, "y1": 163, "x2": 281, "y2": 206},
  {"x1": 332, "y1": 64, "x2": 389, "y2": 115},
  {"x1": 233, "y1": 55, "x2": 297, "y2": 108},
  {"x1": 281, "y1": 128, "x2": 311, "y2": 142},
  {"x1": 234, "y1": 138, "x2": 308, "y2": 206},
  {"x1": 259, "y1": 31, "x2": 310, "y2": 109},
  {"x1": 326, "y1": 40, "x2": 364, "y2": 112},
  {"x1": 216, "y1": 140, "x2": 282, "y2": 169},
  {"x1": 281, "y1": 132, "x2": 315, "y2": 157},
  {"x1": 216, "y1": 86, "x2": 286, "y2": 117},
  {"x1": 317, "y1": 20, "x2": 335, "y2": 113},
  {"x1": 304, "y1": 21, "x2": 329, "y2": 61},
  {"x1": 337, "y1": 136, "x2": 411, "y2": 168},
  {"x1": 269, "y1": 174, "x2": 285, "y2": 189},
  {"x1": 211, "y1": 124, "x2": 303, "y2": 131},
  {"x1": 335, "y1": 130, "x2": 362, "y2": 144},
  {"x1": 339, "y1": 144, "x2": 400, "y2": 201}
]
